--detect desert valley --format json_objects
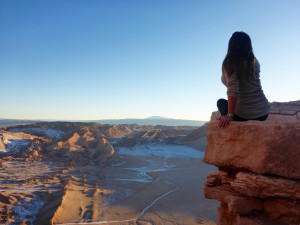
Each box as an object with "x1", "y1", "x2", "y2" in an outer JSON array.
[
  {"x1": 0, "y1": 121, "x2": 217, "y2": 225},
  {"x1": 1, "y1": 101, "x2": 300, "y2": 225}
]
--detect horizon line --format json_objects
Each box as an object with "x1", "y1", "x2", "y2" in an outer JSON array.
[{"x1": 0, "y1": 116, "x2": 208, "y2": 122}]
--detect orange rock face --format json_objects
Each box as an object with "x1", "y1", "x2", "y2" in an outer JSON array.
[
  {"x1": 203, "y1": 121, "x2": 300, "y2": 180},
  {"x1": 202, "y1": 101, "x2": 300, "y2": 225}
]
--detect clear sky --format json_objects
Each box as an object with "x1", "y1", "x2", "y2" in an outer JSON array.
[{"x1": 1, "y1": 0, "x2": 300, "y2": 121}]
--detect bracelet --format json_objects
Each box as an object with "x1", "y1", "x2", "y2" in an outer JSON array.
[{"x1": 228, "y1": 114, "x2": 234, "y2": 120}]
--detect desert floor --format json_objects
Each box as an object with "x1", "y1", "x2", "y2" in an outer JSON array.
[{"x1": 47, "y1": 144, "x2": 218, "y2": 225}]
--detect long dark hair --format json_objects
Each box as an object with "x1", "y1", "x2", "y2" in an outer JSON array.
[{"x1": 222, "y1": 32, "x2": 255, "y2": 79}]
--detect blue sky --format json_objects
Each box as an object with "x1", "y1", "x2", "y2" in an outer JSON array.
[{"x1": 1, "y1": 0, "x2": 300, "y2": 121}]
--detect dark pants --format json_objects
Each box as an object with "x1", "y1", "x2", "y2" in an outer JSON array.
[{"x1": 217, "y1": 98, "x2": 268, "y2": 121}]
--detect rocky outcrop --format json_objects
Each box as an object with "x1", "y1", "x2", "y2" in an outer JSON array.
[
  {"x1": 202, "y1": 101, "x2": 300, "y2": 225},
  {"x1": 188, "y1": 101, "x2": 300, "y2": 152},
  {"x1": 268, "y1": 100, "x2": 300, "y2": 122},
  {"x1": 182, "y1": 123, "x2": 208, "y2": 150}
]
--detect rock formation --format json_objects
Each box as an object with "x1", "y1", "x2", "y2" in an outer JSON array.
[
  {"x1": 182, "y1": 123, "x2": 208, "y2": 150},
  {"x1": 202, "y1": 101, "x2": 300, "y2": 225},
  {"x1": 0, "y1": 121, "x2": 199, "y2": 224}
]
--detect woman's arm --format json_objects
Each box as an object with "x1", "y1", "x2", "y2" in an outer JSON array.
[
  {"x1": 228, "y1": 95, "x2": 237, "y2": 115},
  {"x1": 219, "y1": 96, "x2": 237, "y2": 128},
  {"x1": 219, "y1": 68, "x2": 239, "y2": 128}
]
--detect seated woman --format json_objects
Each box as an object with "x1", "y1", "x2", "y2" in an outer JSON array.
[{"x1": 218, "y1": 31, "x2": 270, "y2": 128}]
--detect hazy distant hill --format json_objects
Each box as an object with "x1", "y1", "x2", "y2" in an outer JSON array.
[
  {"x1": 0, "y1": 119, "x2": 38, "y2": 128},
  {"x1": 0, "y1": 116, "x2": 207, "y2": 127},
  {"x1": 93, "y1": 116, "x2": 206, "y2": 126}
]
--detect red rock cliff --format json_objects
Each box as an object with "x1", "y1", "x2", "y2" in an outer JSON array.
[{"x1": 202, "y1": 101, "x2": 300, "y2": 225}]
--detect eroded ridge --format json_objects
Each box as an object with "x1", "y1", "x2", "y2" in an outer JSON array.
[{"x1": 1, "y1": 121, "x2": 203, "y2": 224}]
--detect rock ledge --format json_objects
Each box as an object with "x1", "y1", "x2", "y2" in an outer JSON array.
[{"x1": 203, "y1": 101, "x2": 300, "y2": 225}]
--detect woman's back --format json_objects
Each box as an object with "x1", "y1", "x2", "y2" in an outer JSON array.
[
  {"x1": 222, "y1": 58, "x2": 270, "y2": 119},
  {"x1": 236, "y1": 59, "x2": 270, "y2": 119}
]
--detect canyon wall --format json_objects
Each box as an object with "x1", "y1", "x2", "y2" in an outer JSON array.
[{"x1": 202, "y1": 101, "x2": 300, "y2": 225}]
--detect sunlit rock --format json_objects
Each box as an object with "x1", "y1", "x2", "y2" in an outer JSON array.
[{"x1": 202, "y1": 100, "x2": 300, "y2": 224}]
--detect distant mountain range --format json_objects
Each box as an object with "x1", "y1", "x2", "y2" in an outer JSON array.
[
  {"x1": 92, "y1": 116, "x2": 206, "y2": 126},
  {"x1": 0, "y1": 119, "x2": 39, "y2": 127},
  {"x1": 0, "y1": 116, "x2": 207, "y2": 127}
]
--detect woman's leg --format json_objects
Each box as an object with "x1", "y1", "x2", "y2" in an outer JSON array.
[
  {"x1": 253, "y1": 114, "x2": 269, "y2": 121},
  {"x1": 217, "y1": 99, "x2": 228, "y2": 116},
  {"x1": 234, "y1": 114, "x2": 268, "y2": 121},
  {"x1": 217, "y1": 98, "x2": 249, "y2": 121},
  {"x1": 233, "y1": 114, "x2": 248, "y2": 121},
  {"x1": 217, "y1": 98, "x2": 265, "y2": 121}
]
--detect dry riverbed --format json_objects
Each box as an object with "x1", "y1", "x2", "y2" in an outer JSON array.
[{"x1": 49, "y1": 144, "x2": 218, "y2": 225}]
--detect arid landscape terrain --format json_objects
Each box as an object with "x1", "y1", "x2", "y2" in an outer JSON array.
[{"x1": 0, "y1": 121, "x2": 217, "y2": 225}]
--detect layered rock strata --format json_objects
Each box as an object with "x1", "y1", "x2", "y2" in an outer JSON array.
[{"x1": 203, "y1": 106, "x2": 300, "y2": 224}]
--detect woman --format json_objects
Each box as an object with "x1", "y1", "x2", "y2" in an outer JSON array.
[{"x1": 218, "y1": 31, "x2": 270, "y2": 128}]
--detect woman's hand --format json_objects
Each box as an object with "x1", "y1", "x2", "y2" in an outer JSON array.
[{"x1": 219, "y1": 116, "x2": 231, "y2": 128}]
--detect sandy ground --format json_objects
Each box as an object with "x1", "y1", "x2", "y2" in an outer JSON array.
[
  {"x1": 46, "y1": 144, "x2": 218, "y2": 225},
  {"x1": 1, "y1": 128, "x2": 218, "y2": 225},
  {"x1": 101, "y1": 156, "x2": 219, "y2": 225}
]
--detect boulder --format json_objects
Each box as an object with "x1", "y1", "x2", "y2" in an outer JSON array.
[
  {"x1": 231, "y1": 171, "x2": 300, "y2": 199},
  {"x1": 263, "y1": 199, "x2": 300, "y2": 223},
  {"x1": 202, "y1": 121, "x2": 300, "y2": 180},
  {"x1": 204, "y1": 169, "x2": 300, "y2": 224},
  {"x1": 204, "y1": 185, "x2": 262, "y2": 215}
]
